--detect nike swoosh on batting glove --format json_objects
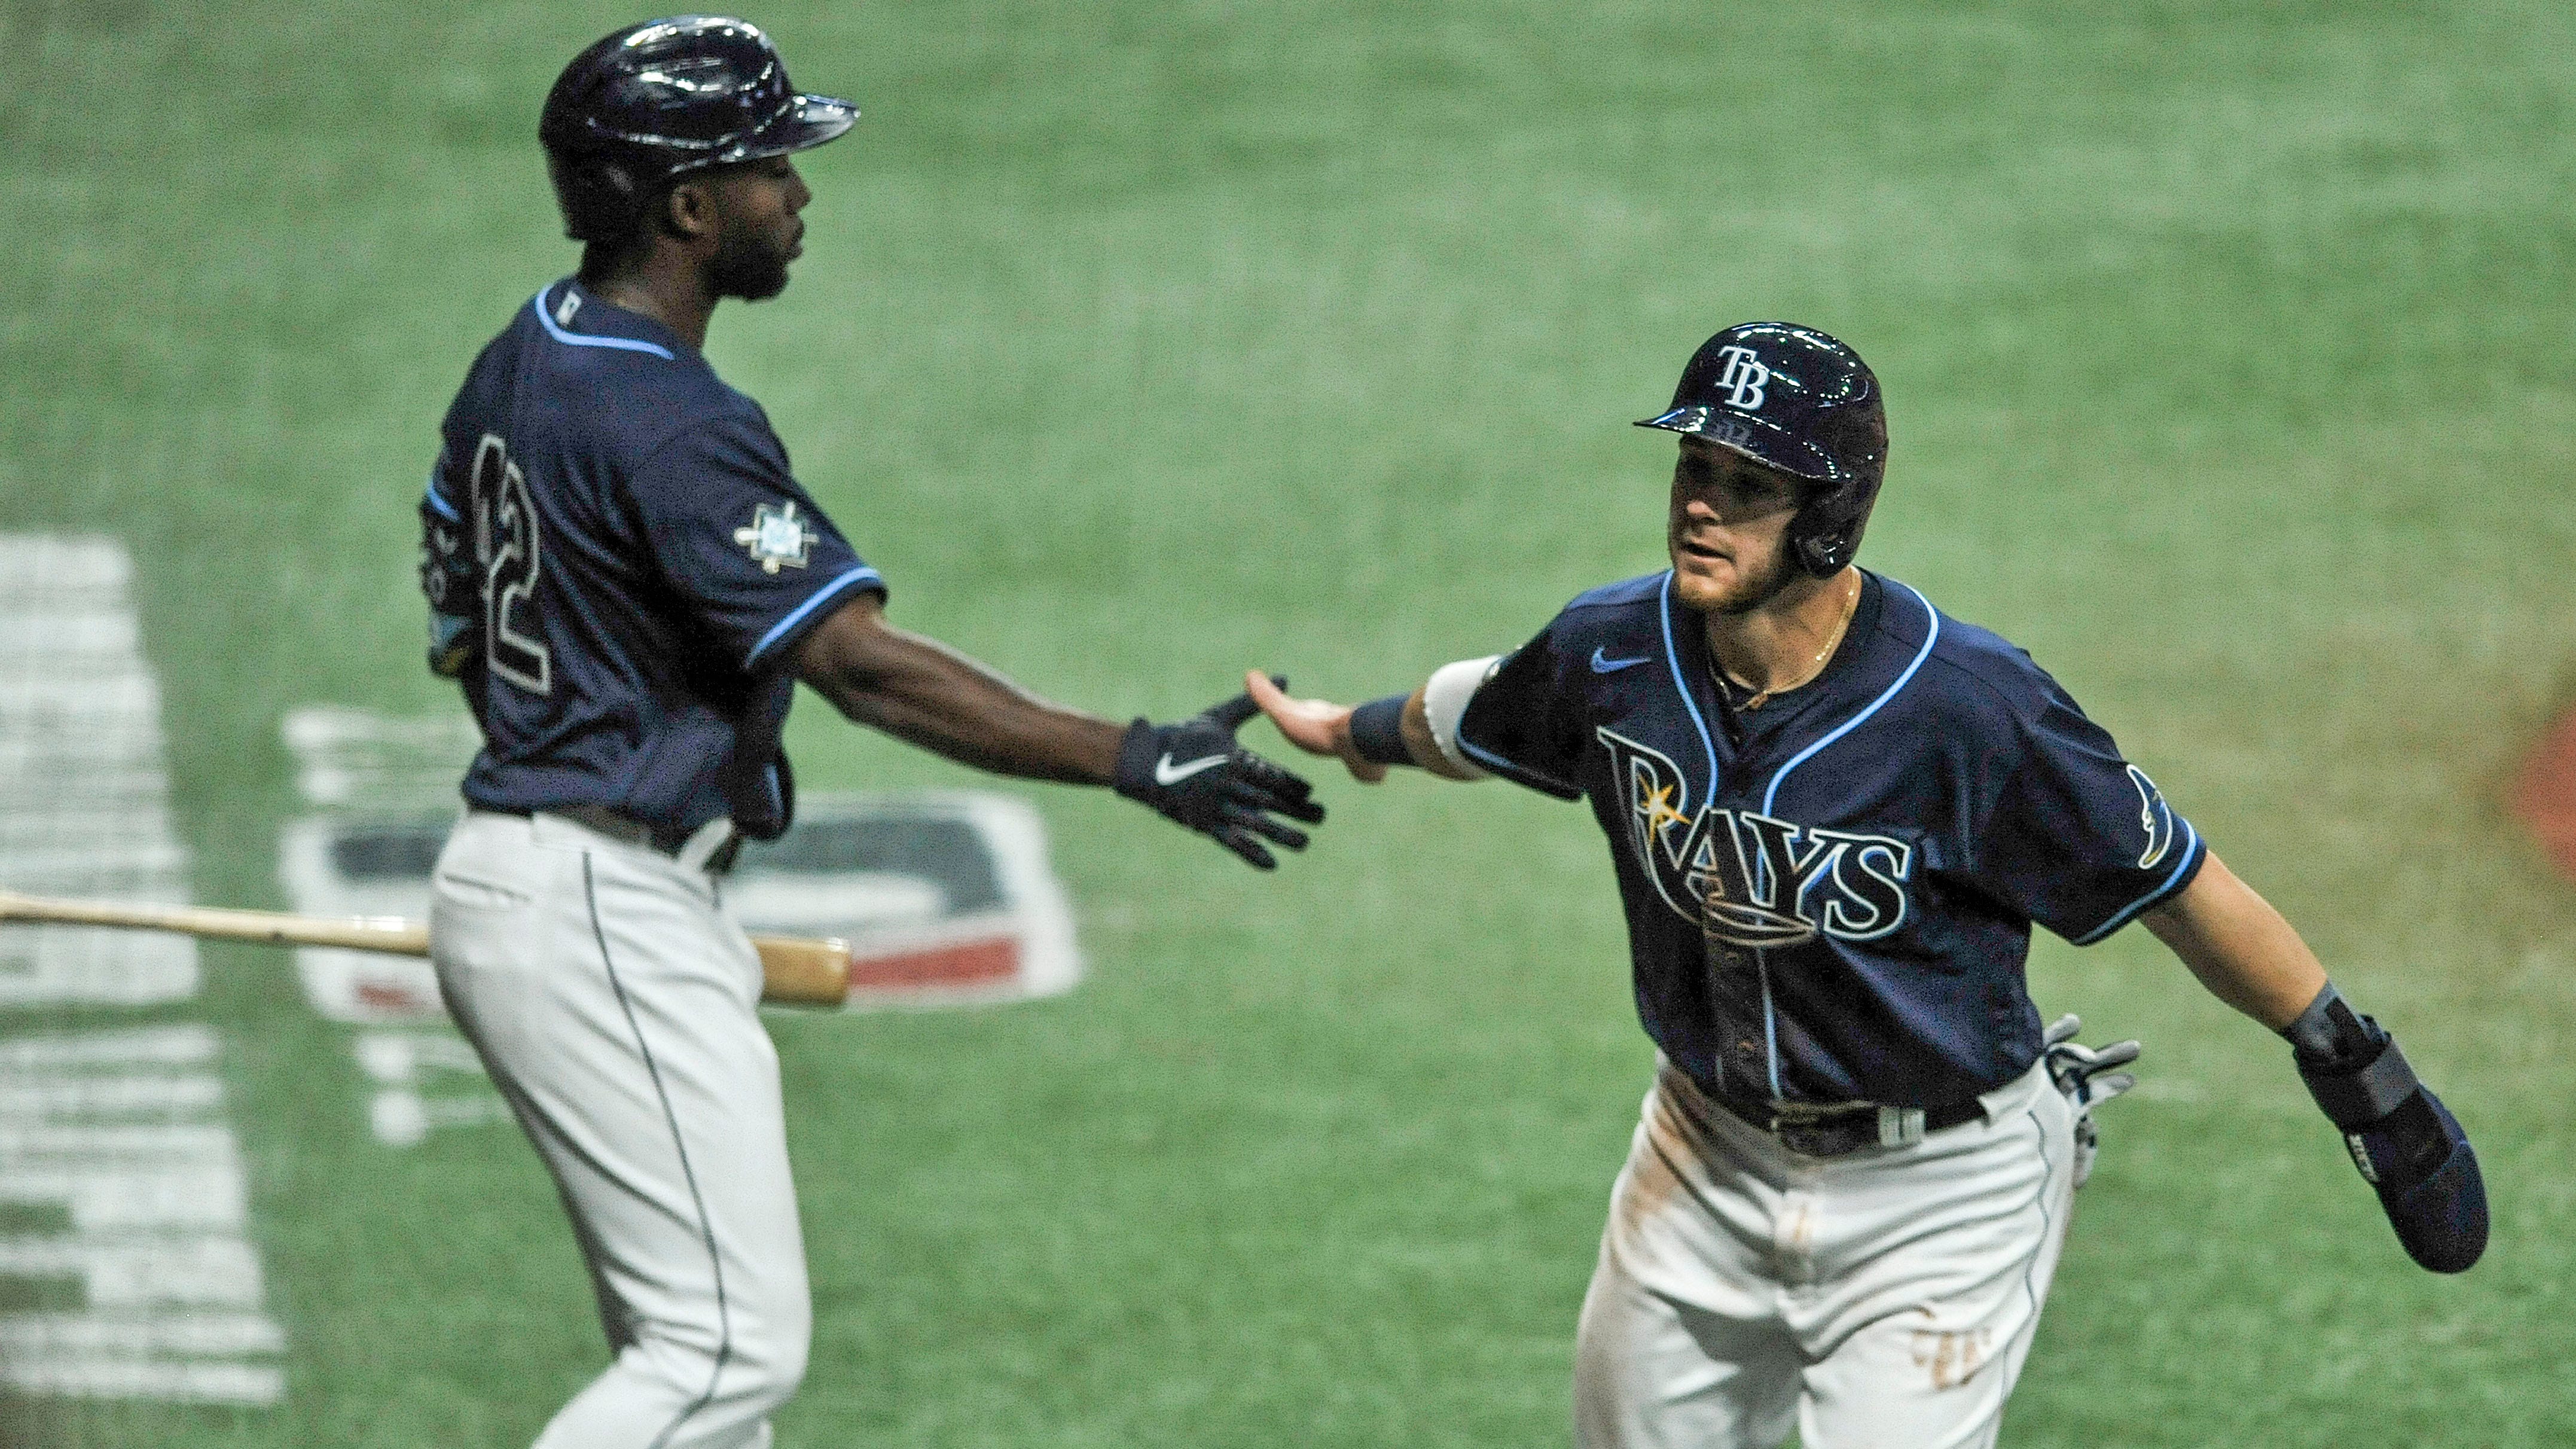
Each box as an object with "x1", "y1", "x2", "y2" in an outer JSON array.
[{"x1": 1114, "y1": 680, "x2": 1327, "y2": 870}]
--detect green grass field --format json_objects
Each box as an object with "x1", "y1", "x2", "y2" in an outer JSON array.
[{"x1": 5, "y1": 0, "x2": 2575, "y2": 1444}]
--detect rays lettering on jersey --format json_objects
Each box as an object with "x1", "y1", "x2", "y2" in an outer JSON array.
[{"x1": 1598, "y1": 728, "x2": 1913, "y2": 946}]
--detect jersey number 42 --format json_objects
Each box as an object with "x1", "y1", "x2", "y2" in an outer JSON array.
[{"x1": 469, "y1": 434, "x2": 551, "y2": 695}]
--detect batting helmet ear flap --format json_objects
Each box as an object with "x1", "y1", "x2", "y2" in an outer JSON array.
[
  {"x1": 1789, "y1": 397, "x2": 1887, "y2": 575},
  {"x1": 1793, "y1": 520, "x2": 1862, "y2": 576}
]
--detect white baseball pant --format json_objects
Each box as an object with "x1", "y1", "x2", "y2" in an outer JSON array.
[
  {"x1": 1574, "y1": 1057, "x2": 2076, "y2": 1449},
  {"x1": 431, "y1": 810, "x2": 810, "y2": 1449}
]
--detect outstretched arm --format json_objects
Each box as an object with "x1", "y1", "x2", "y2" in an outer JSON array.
[
  {"x1": 2146, "y1": 849, "x2": 2485, "y2": 1273},
  {"x1": 1244, "y1": 669, "x2": 1488, "y2": 784},
  {"x1": 793, "y1": 596, "x2": 1324, "y2": 868},
  {"x1": 2139, "y1": 852, "x2": 2327, "y2": 1029},
  {"x1": 793, "y1": 593, "x2": 1123, "y2": 783}
]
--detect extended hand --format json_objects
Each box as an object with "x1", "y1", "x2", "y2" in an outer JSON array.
[
  {"x1": 1115, "y1": 683, "x2": 1328, "y2": 870},
  {"x1": 1244, "y1": 671, "x2": 1387, "y2": 783}
]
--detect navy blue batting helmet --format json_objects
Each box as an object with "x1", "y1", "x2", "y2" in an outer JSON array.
[
  {"x1": 539, "y1": 16, "x2": 857, "y2": 243},
  {"x1": 1638, "y1": 323, "x2": 1889, "y2": 578}
]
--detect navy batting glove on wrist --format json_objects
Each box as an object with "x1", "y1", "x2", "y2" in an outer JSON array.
[
  {"x1": 1115, "y1": 681, "x2": 1327, "y2": 871},
  {"x1": 2285, "y1": 986, "x2": 2488, "y2": 1274}
]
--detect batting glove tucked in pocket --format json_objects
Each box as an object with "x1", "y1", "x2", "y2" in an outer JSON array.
[
  {"x1": 1115, "y1": 682, "x2": 1327, "y2": 870},
  {"x1": 2043, "y1": 1013, "x2": 2141, "y2": 1189}
]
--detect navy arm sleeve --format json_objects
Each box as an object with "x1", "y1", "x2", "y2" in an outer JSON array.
[
  {"x1": 626, "y1": 410, "x2": 886, "y2": 673},
  {"x1": 1454, "y1": 624, "x2": 1588, "y2": 800},
  {"x1": 1966, "y1": 679, "x2": 2207, "y2": 945}
]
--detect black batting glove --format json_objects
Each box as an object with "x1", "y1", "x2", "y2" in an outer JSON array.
[
  {"x1": 2285, "y1": 984, "x2": 2488, "y2": 1274},
  {"x1": 1115, "y1": 681, "x2": 1327, "y2": 870}
]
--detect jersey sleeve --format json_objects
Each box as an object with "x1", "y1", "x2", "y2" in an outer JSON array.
[
  {"x1": 419, "y1": 445, "x2": 479, "y2": 679},
  {"x1": 1965, "y1": 678, "x2": 2206, "y2": 945},
  {"x1": 1452, "y1": 621, "x2": 1588, "y2": 800},
  {"x1": 627, "y1": 410, "x2": 887, "y2": 673}
]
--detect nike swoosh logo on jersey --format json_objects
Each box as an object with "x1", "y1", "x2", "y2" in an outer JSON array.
[
  {"x1": 1591, "y1": 646, "x2": 1651, "y2": 673},
  {"x1": 1154, "y1": 752, "x2": 1230, "y2": 786}
]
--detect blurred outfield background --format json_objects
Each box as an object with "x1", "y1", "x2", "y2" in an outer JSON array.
[{"x1": 3, "y1": 0, "x2": 2574, "y2": 1444}]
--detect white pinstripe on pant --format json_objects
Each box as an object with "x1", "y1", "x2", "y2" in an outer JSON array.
[{"x1": 431, "y1": 810, "x2": 811, "y2": 1449}]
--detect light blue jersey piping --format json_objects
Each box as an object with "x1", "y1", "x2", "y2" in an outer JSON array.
[
  {"x1": 1455, "y1": 731, "x2": 1582, "y2": 797},
  {"x1": 1761, "y1": 579, "x2": 1940, "y2": 815},
  {"x1": 1745, "y1": 577, "x2": 1940, "y2": 1100},
  {"x1": 423, "y1": 466, "x2": 459, "y2": 523},
  {"x1": 1658, "y1": 571, "x2": 1766, "y2": 1085},
  {"x1": 744, "y1": 565, "x2": 882, "y2": 668},
  {"x1": 2069, "y1": 821, "x2": 2204, "y2": 944},
  {"x1": 1657, "y1": 572, "x2": 1721, "y2": 797},
  {"x1": 531, "y1": 285, "x2": 677, "y2": 361}
]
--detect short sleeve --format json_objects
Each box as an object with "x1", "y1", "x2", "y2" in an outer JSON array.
[
  {"x1": 1454, "y1": 623, "x2": 1588, "y2": 800},
  {"x1": 1966, "y1": 680, "x2": 2206, "y2": 945},
  {"x1": 419, "y1": 446, "x2": 478, "y2": 678},
  {"x1": 627, "y1": 410, "x2": 886, "y2": 672}
]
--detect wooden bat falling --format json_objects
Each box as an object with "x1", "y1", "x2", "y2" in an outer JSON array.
[{"x1": 0, "y1": 888, "x2": 853, "y2": 1007}]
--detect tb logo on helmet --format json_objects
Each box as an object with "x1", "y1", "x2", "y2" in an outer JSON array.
[{"x1": 1714, "y1": 345, "x2": 1771, "y2": 410}]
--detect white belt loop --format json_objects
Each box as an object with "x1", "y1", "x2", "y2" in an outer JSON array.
[
  {"x1": 674, "y1": 817, "x2": 739, "y2": 874},
  {"x1": 1876, "y1": 1105, "x2": 1927, "y2": 1148},
  {"x1": 1974, "y1": 1057, "x2": 2053, "y2": 1126}
]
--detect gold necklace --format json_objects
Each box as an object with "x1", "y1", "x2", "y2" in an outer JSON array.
[{"x1": 1720, "y1": 574, "x2": 1861, "y2": 712}]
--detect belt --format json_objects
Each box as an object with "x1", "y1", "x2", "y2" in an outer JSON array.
[
  {"x1": 1706, "y1": 1086, "x2": 1985, "y2": 1159},
  {"x1": 512, "y1": 804, "x2": 742, "y2": 874}
]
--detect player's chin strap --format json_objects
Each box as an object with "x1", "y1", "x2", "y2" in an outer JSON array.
[{"x1": 2283, "y1": 981, "x2": 2488, "y2": 1273}]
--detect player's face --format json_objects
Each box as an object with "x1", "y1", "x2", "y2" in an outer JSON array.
[
  {"x1": 704, "y1": 155, "x2": 812, "y2": 303},
  {"x1": 1667, "y1": 438, "x2": 1805, "y2": 615}
]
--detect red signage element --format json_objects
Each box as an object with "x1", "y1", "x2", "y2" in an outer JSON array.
[
  {"x1": 844, "y1": 936, "x2": 1021, "y2": 991},
  {"x1": 2512, "y1": 709, "x2": 2576, "y2": 881}
]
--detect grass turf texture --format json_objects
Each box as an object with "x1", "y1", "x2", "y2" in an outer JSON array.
[{"x1": 4, "y1": 0, "x2": 2573, "y2": 1443}]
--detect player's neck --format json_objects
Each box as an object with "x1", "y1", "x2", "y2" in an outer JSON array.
[
  {"x1": 1701, "y1": 566, "x2": 1861, "y2": 701},
  {"x1": 584, "y1": 253, "x2": 718, "y2": 350}
]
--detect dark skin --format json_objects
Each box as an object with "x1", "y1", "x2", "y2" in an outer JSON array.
[
  {"x1": 588, "y1": 155, "x2": 811, "y2": 348},
  {"x1": 790, "y1": 595, "x2": 1124, "y2": 785},
  {"x1": 589, "y1": 154, "x2": 1127, "y2": 785}
]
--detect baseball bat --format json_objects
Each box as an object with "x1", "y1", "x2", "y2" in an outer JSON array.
[{"x1": 0, "y1": 888, "x2": 853, "y2": 1008}]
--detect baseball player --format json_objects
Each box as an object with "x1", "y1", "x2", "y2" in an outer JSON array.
[
  {"x1": 414, "y1": 19, "x2": 1323, "y2": 1448},
  {"x1": 1249, "y1": 322, "x2": 2486, "y2": 1447}
]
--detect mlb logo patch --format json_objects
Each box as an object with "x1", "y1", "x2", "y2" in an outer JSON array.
[{"x1": 735, "y1": 500, "x2": 817, "y2": 574}]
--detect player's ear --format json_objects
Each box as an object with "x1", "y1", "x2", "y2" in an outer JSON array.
[{"x1": 659, "y1": 178, "x2": 719, "y2": 244}]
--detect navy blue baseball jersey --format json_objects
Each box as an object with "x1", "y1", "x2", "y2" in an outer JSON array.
[
  {"x1": 418, "y1": 279, "x2": 884, "y2": 841},
  {"x1": 1456, "y1": 569, "x2": 2203, "y2": 1111}
]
